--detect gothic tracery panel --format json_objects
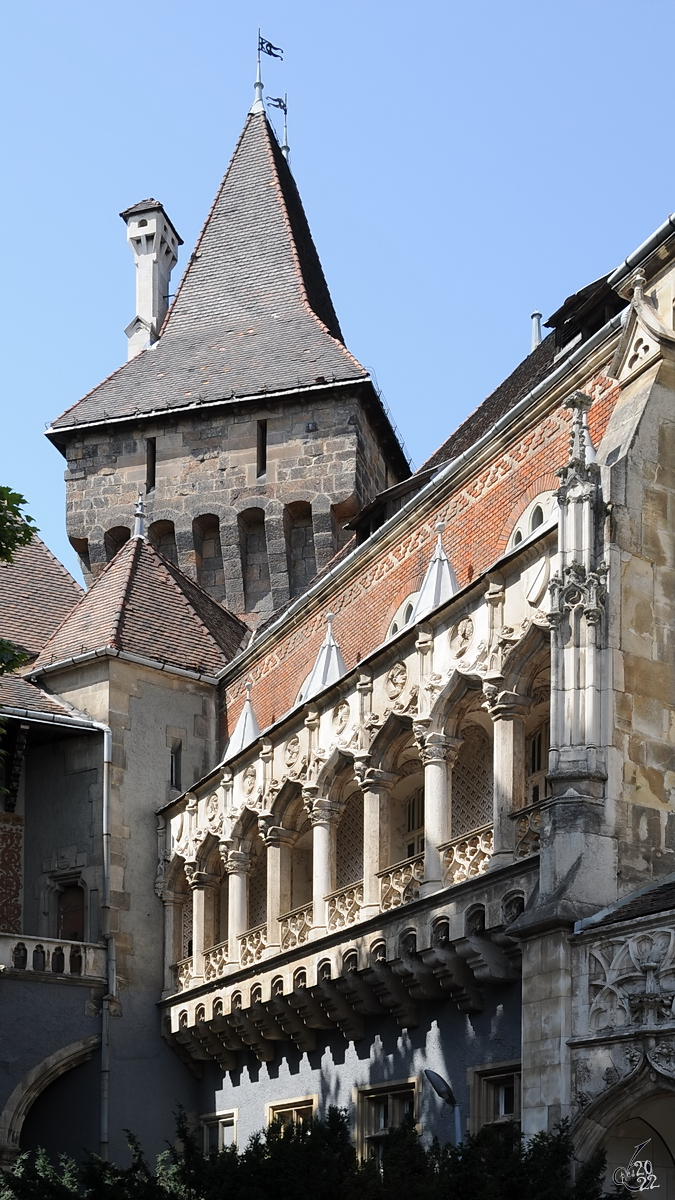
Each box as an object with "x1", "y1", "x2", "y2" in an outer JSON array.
[{"x1": 451, "y1": 724, "x2": 493, "y2": 838}]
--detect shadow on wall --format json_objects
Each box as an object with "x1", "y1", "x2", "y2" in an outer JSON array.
[{"x1": 19, "y1": 1051, "x2": 100, "y2": 1166}]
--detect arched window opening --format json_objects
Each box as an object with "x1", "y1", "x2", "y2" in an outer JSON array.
[
  {"x1": 387, "y1": 593, "x2": 420, "y2": 639},
  {"x1": 238, "y1": 508, "x2": 272, "y2": 615},
  {"x1": 12, "y1": 943, "x2": 27, "y2": 969},
  {"x1": 336, "y1": 791, "x2": 364, "y2": 889},
  {"x1": 51, "y1": 947, "x2": 65, "y2": 974},
  {"x1": 182, "y1": 892, "x2": 193, "y2": 960},
  {"x1": 69, "y1": 536, "x2": 91, "y2": 577},
  {"x1": 452, "y1": 723, "x2": 493, "y2": 838},
  {"x1": 104, "y1": 526, "x2": 130, "y2": 562},
  {"x1": 530, "y1": 505, "x2": 544, "y2": 532},
  {"x1": 290, "y1": 819, "x2": 312, "y2": 910},
  {"x1": 251, "y1": 984, "x2": 263, "y2": 1005},
  {"x1": 58, "y1": 884, "x2": 85, "y2": 942},
  {"x1": 248, "y1": 838, "x2": 267, "y2": 930},
  {"x1": 526, "y1": 721, "x2": 550, "y2": 805},
  {"x1": 193, "y1": 514, "x2": 225, "y2": 599},
  {"x1": 148, "y1": 519, "x2": 178, "y2": 565},
  {"x1": 388, "y1": 742, "x2": 425, "y2": 865},
  {"x1": 32, "y1": 944, "x2": 46, "y2": 971},
  {"x1": 284, "y1": 502, "x2": 318, "y2": 598}
]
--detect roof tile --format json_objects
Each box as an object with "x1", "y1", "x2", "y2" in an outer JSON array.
[{"x1": 0, "y1": 536, "x2": 83, "y2": 659}]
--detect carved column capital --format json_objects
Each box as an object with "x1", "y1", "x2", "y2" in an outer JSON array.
[
  {"x1": 261, "y1": 824, "x2": 296, "y2": 849},
  {"x1": 482, "y1": 684, "x2": 531, "y2": 721},
  {"x1": 307, "y1": 798, "x2": 342, "y2": 827},
  {"x1": 359, "y1": 768, "x2": 399, "y2": 793},
  {"x1": 419, "y1": 732, "x2": 462, "y2": 767},
  {"x1": 222, "y1": 850, "x2": 252, "y2": 876},
  {"x1": 187, "y1": 870, "x2": 220, "y2": 892}
]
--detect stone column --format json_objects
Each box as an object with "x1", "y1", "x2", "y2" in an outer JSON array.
[
  {"x1": 304, "y1": 790, "x2": 340, "y2": 932},
  {"x1": 483, "y1": 686, "x2": 529, "y2": 869},
  {"x1": 187, "y1": 871, "x2": 219, "y2": 983},
  {"x1": 263, "y1": 826, "x2": 294, "y2": 949},
  {"x1": 161, "y1": 893, "x2": 184, "y2": 995},
  {"x1": 225, "y1": 851, "x2": 252, "y2": 964},
  {"x1": 358, "y1": 768, "x2": 398, "y2": 919},
  {"x1": 419, "y1": 733, "x2": 461, "y2": 897}
]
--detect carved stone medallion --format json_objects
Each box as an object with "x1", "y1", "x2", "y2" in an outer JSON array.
[
  {"x1": 386, "y1": 662, "x2": 407, "y2": 699},
  {"x1": 284, "y1": 735, "x2": 300, "y2": 767},
  {"x1": 242, "y1": 765, "x2": 257, "y2": 796},
  {"x1": 449, "y1": 617, "x2": 473, "y2": 658},
  {"x1": 332, "y1": 701, "x2": 350, "y2": 734},
  {"x1": 205, "y1": 793, "x2": 221, "y2": 833}
]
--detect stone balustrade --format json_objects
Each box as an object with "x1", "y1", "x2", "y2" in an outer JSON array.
[
  {"x1": 238, "y1": 923, "x2": 267, "y2": 967},
  {"x1": 511, "y1": 802, "x2": 542, "y2": 859},
  {"x1": 441, "y1": 825, "x2": 494, "y2": 885},
  {"x1": 175, "y1": 956, "x2": 194, "y2": 992},
  {"x1": 279, "y1": 904, "x2": 313, "y2": 950},
  {"x1": 377, "y1": 854, "x2": 425, "y2": 911},
  {"x1": 327, "y1": 881, "x2": 363, "y2": 931},
  {"x1": 163, "y1": 857, "x2": 538, "y2": 1070},
  {"x1": 203, "y1": 939, "x2": 229, "y2": 982},
  {"x1": 0, "y1": 933, "x2": 106, "y2": 981}
]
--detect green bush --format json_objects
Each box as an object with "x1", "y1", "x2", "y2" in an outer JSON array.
[{"x1": 0, "y1": 1110, "x2": 610, "y2": 1200}]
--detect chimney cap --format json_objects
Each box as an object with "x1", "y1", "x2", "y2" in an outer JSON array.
[{"x1": 119, "y1": 198, "x2": 183, "y2": 245}]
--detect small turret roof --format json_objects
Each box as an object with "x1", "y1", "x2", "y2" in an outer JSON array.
[
  {"x1": 31, "y1": 537, "x2": 248, "y2": 677},
  {"x1": 0, "y1": 535, "x2": 83, "y2": 661},
  {"x1": 50, "y1": 112, "x2": 368, "y2": 435}
]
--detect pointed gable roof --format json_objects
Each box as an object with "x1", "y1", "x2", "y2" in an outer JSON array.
[
  {"x1": 31, "y1": 537, "x2": 248, "y2": 677},
  {"x1": 49, "y1": 113, "x2": 367, "y2": 434},
  {"x1": 0, "y1": 535, "x2": 83, "y2": 660}
]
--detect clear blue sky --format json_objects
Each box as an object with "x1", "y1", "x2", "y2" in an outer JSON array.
[{"x1": 2, "y1": 0, "x2": 675, "y2": 582}]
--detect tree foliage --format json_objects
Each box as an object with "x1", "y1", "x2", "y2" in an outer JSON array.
[
  {"x1": 0, "y1": 485, "x2": 35, "y2": 679},
  {"x1": 0, "y1": 1110, "x2": 612, "y2": 1200}
]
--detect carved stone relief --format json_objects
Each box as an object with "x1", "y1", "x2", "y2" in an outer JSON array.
[
  {"x1": 332, "y1": 701, "x2": 350, "y2": 735},
  {"x1": 284, "y1": 736, "x2": 300, "y2": 767},
  {"x1": 589, "y1": 928, "x2": 675, "y2": 1032},
  {"x1": 449, "y1": 618, "x2": 474, "y2": 658},
  {"x1": 386, "y1": 662, "x2": 407, "y2": 699},
  {"x1": 242, "y1": 765, "x2": 257, "y2": 798}
]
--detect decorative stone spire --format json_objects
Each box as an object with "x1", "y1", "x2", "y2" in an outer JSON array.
[
  {"x1": 224, "y1": 681, "x2": 261, "y2": 760},
  {"x1": 563, "y1": 391, "x2": 595, "y2": 470},
  {"x1": 410, "y1": 522, "x2": 459, "y2": 624},
  {"x1": 133, "y1": 494, "x2": 145, "y2": 539},
  {"x1": 303, "y1": 613, "x2": 347, "y2": 701}
]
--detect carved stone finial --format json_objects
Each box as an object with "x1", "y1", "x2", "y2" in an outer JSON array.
[{"x1": 631, "y1": 267, "x2": 646, "y2": 301}]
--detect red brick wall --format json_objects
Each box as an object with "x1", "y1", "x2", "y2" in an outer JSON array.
[{"x1": 220, "y1": 372, "x2": 620, "y2": 740}]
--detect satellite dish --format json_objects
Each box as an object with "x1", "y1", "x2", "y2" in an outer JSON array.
[{"x1": 424, "y1": 1069, "x2": 456, "y2": 1107}]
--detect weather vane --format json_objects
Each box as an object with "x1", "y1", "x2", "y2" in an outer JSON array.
[
  {"x1": 267, "y1": 94, "x2": 290, "y2": 162},
  {"x1": 252, "y1": 29, "x2": 285, "y2": 115}
]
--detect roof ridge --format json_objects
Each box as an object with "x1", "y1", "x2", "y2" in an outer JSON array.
[
  {"x1": 160, "y1": 115, "x2": 255, "y2": 339},
  {"x1": 34, "y1": 536, "x2": 138, "y2": 663},
  {"x1": 139, "y1": 540, "x2": 242, "y2": 658},
  {"x1": 261, "y1": 116, "x2": 369, "y2": 379},
  {"x1": 108, "y1": 536, "x2": 143, "y2": 648},
  {"x1": 29, "y1": 534, "x2": 84, "y2": 594}
]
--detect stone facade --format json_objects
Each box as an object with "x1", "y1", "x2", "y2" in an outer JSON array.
[{"x1": 61, "y1": 387, "x2": 406, "y2": 625}]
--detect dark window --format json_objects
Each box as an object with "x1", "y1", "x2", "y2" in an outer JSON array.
[
  {"x1": 530, "y1": 505, "x2": 544, "y2": 531},
  {"x1": 58, "y1": 884, "x2": 85, "y2": 941},
  {"x1": 170, "y1": 742, "x2": 182, "y2": 790},
  {"x1": 257, "y1": 420, "x2": 267, "y2": 478},
  {"x1": 146, "y1": 437, "x2": 157, "y2": 493}
]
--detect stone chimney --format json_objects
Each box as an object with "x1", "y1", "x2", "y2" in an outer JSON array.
[{"x1": 120, "y1": 200, "x2": 183, "y2": 360}]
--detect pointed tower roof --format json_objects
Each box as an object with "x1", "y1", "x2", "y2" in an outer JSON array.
[
  {"x1": 30, "y1": 537, "x2": 248, "y2": 677},
  {"x1": 302, "y1": 613, "x2": 347, "y2": 701},
  {"x1": 410, "y1": 523, "x2": 459, "y2": 624},
  {"x1": 49, "y1": 112, "x2": 368, "y2": 435},
  {"x1": 223, "y1": 680, "x2": 261, "y2": 761}
]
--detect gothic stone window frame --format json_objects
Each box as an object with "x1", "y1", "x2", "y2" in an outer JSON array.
[
  {"x1": 353, "y1": 1075, "x2": 421, "y2": 1162},
  {"x1": 466, "y1": 1059, "x2": 521, "y2": 1135},
  {"x1": 201, "y1": 1108, "x2": 238, "y2": 1152},
  {"x1": 265, "y1": 1094, "x2": 318, "y2": 1128}
]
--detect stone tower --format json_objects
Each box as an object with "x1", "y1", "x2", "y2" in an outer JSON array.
[{"x1": 47, "y1": 109, "x2": 410, "y2": 626}]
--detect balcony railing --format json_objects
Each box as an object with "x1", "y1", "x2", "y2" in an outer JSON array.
[
  {"x1": 175, "y1": 956, "x2": 194, "y2": 992},
  {"x1": 238, "y1": 923, "x2": 267, "y2": 967},
  {"x1": 441, "y1": 825, "x2": 493, "y2": 885},
  {"x1": 377, "y1": 854, "x2": 424, "y2": 911},
  {"x1": 203, "y1": 939, "x2": 229, "y2": 982},
  {"x1": 512, "y1": 801, "x2": 542, "y2": 858},
  {"x1": 279, "y1": 904, "x2": 313, "y2": 950},
  {"x1": 327, "y1": 881, "x2": 363, "y2": 931},
  {"x1": 0, "y1": 933, "x2": 106, "y2": 981}
]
